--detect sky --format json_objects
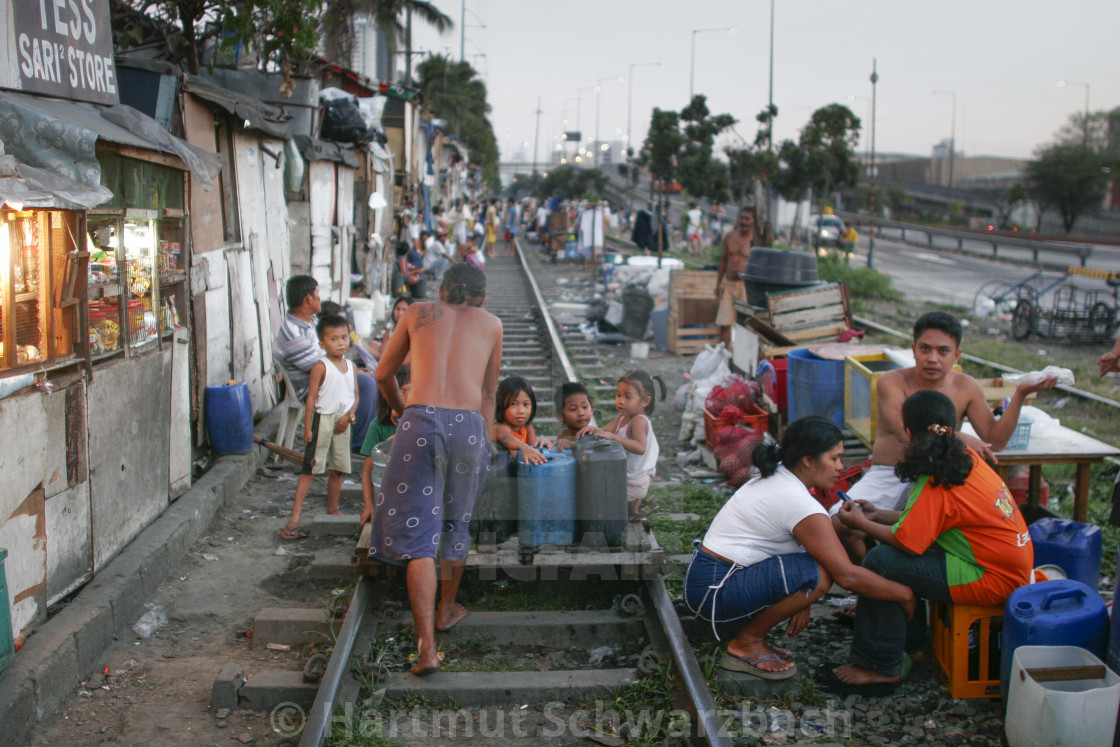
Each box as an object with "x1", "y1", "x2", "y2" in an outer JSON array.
[{"x1": 409, "y1": 0, "x2": 1120, "y2": 164}]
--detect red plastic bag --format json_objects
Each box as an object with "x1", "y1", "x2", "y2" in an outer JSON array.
[
  {"x1": 716, "y1": 428, "x2": 764, "y2": 486},
  {"x1": 705, "y1": 374, "x2": 760, "y2": 415},
  {"x1": 713, "y1": 424, "x2": 753, "y2": 458}
]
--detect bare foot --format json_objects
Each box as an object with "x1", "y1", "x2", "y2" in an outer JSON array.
[
  {"x1": 411, "y1": 640, "x2": 440, "y2": 676},
  {"x1": 326, "y1": 510, "x2": 342, "y2": 515},
  {"x1": 831, "y1": 663, "x2": 901, "y2": 685},
  {"x1": 436, "y1": 602, "x2": 469, "y2": 632}
]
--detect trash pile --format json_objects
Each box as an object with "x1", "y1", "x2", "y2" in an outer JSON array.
[{"x1": 678, "y1": 343, "x2": 770, "y2": 487}]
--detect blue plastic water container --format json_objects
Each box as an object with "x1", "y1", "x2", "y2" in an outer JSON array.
[
  {"x1": 517, "y1": 449, "x2": 576, "y2": 547},
  {"x1": 1107, "y1": 545, "x2": 1120, "y2": 675},
  {"x1": 205, "y1": 382, "x2": 254, "y2": 454},
  {"x1": 1001, "y1": 579, "x2": 1109, "y2": 699},
  {"x1": 786, "y1": 348, "x2": 845, "y2": 428},
  {"x1": 1029, "y1": 518, "x2": 1102, "y2": 591}
]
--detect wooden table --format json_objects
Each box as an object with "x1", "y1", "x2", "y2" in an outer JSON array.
[{"x1": 962, "y1": 422, "x2": 1120, "y2": 523}]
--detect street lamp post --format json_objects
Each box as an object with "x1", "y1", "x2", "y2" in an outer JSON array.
[
  {"x1": 1057, "y1": 79, "x2": 1091, "y2": 143},
  {"x1": 932, "y1": 90, "x2": 957, "y2": 188},
  {"x1": 594, "y1": 76, "x2": 624, "y2": 167},
  {"x1": 576, "y1": 85, "x2": 598, "y2": 159},
  {"x1": 867, "y1": 59, "x2": 879, "y2": 269},
  {"x1": 689, "y1": 26, "x2": 738, "y2": 101},
  {"x1": 627, "y1": 62, "x2": 660, "y2": 158}
]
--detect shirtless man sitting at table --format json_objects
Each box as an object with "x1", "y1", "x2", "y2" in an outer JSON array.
[
  {"x1": 833, "y1": 311, "x2": 1056, "y2": 563},
  {"x1": 715, "y1": 208, "x2": 756, "y2": 347}
]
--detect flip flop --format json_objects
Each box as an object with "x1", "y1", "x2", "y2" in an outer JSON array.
[
  {"x1": 629, "y1": 504, "x2": 659, "y2": 523},
  {"x1": 770, "y1": 645, "x2": 794, "y2": 661},
  {"x1": 815, "y1": 655, "x2": 911, "y2": 697},
  {"x1": 279, "y1": 526, "x2": 308, "y2": 541},
  {"x1": 719, "y1": 652, "x2": 798, "y2": 680}
]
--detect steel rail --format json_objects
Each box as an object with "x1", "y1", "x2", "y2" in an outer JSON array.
[
  {"x1": 646, "y1": 578, "x2": 734, "y2": 746},
  {"x1": 298, "y1": 576, "x2": 374, "y2": 746},
  {"x1": 518, "y1": 238, "x2": 731, "y2": 746},
  {"x1": 514, "y1": 239, "x2": 579, "y2": 384}
]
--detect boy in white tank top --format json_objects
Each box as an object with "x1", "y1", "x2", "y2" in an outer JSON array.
[{"x1": 281, "y1": 314, "x2": 358, "y2": 540}]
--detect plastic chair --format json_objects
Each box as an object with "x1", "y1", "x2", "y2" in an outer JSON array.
[
  {"x1": 931, "y1": 601, "x2": 1004, "y2": 699},
  {"x1": 273, "y1": 357, "x2": 305, "y2": 461}
]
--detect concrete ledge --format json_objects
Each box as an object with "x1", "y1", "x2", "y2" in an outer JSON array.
[
  {"x1": 239, "y1": 670, "x2": 319, "y2": 712},
  {"x1": 387, "y1": 610, "x2": 644, "y2": 649},
  {"x1": 306, "y1": 548, "x2": 359, "y2": 580},
  {"x1": 0, "y1": 411, "x2": 272, "y2": 747},
  {"x1": 384, "y1": 669, "x2": 640, "y2": 705},
  {"x1": 308, "y1": 513, "x2": 361, "y2": 537},
  {"x1": 253, "y1": 608, "x2": 333, "y2": 647}
]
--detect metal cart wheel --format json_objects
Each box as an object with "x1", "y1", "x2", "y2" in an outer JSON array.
[
  {"x1": 972, "y1": 280, "x2": 1018, "y2": 318},
  {"x1": 1011, "y1": 300, "x2": 1035, "y2": 340},
  {"x1": 1088, "y1": 302, "x2": 1115, "y2": 342}
]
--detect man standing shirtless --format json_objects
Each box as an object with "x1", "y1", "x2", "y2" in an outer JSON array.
[
  {"x1": 834, "y1": 311, "x2": 1055, "y2": 562},
  {"x1": 715, "y1": 208, "x2": 756, "y2": 347},
  {"x1": 365, "y1": 264, "x2": 503, "y2": 675}
]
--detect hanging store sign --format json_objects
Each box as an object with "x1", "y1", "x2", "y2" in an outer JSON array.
[{"x1": 4, "y1": 0, "x2": 119, "y2": 105}]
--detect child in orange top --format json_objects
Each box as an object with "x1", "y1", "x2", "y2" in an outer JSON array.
[{"x1": 492, "y1": 376, "x2": 552, "y2": 464}]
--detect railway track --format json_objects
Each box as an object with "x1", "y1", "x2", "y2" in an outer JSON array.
[{"x1": 296, "y1": 245, "x2": 732, "y2": 746}]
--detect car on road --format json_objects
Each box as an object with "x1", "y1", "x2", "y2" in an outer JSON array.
[{"x1": 809, "y1": 214, "x2": 846, "y2": 246}]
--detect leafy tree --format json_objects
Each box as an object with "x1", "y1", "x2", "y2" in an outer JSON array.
[
  {"x1": 110, "y1": 0, "x2": 325, "y2": 75},
  {"x1": 1026, "y1": 111, "x2": 1119, "y2": 233},
  {"x1": 321, "y1": 0, "x2": 452, "y2": 83},
  {"x1": 535, "y1": 167, "x2": 607, "y2": 201},
  {"x1": 639, "y1": 96, "x2": 735, "y2": 203},
  {"x1": 798, "y1": 103, "x2": 862, "y2": 201},
  {"x1": 416, "y1": 55, "x2": 499, "y2": 190},
  {"x1": 726, "y1": 147, "x2": 778, "y2": 205},
  {"x1": 676, "y1": 96, "x2": 737, "y2": 203}
]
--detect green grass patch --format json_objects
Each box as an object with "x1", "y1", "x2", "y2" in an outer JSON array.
[{"x1": 816, "y1": 250, "x2": 901, "y2": 312}]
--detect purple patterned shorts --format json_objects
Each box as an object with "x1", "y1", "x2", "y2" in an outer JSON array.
[{"x1": 368, "y1": 405, "x2": 489, "y2": 565}]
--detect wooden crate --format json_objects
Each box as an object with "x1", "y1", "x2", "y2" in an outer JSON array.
[
  {"x1": 767, "y1": 282, "x2": 851, "y2": 342},
  {"x1": 977, "y1": 377, "x2": 1037, "y2": 406},
  {"x1": 668, "y1": 270, "x2": 720, "y2": 354}
]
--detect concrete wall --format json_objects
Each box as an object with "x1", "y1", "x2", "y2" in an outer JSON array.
[{"x1": 0, "y1": 344, "x2": 183, "y2": 643}]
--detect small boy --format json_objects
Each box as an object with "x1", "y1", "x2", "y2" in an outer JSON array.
[
  {"x1": 553, "y1": 382, "x2": 594, "y2": 451},
  {"x1": 281, "y1": 313, "x2": 359, "y2": 540}
]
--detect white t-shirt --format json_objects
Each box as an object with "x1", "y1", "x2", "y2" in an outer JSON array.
[
  {"x1": 537, "y1": 206, "x2": 549, "y2": 227},
  {"x1": 686, "y1": 208, "x2": 702, "y2": 234},
  {"x1": 702, "y1": 465, "x2": 826, "y2": 568}
]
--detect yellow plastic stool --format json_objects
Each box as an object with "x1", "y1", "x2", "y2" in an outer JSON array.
[{"x1": 931, "y1": 602, "x2": 1004, "y2": 699}]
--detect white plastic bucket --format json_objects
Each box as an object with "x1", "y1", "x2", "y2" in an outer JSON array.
[
  {"x1": 630, "y1": 342, "x2": 650, "y2": 359},
  {"x1": 348, "y1": 297, "x2": 374, "y2": 338},
  {"x1": 1005, "y1": 645, "x2": 1120, "y2": 747}
]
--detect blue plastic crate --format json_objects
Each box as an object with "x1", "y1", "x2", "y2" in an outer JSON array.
[{"x1": 1004, "y1": 416, "x2": 1033, "y2": 450}]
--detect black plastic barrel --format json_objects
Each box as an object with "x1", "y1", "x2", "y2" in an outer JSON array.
[
  {"x1": 620, "y1": 285, "x2": 654, "y2": 339},
  {"x1": 740, "y1": 248, "x2": 821, "y2": 307},
  {"x1": 574, "y1": 436, "x2": 628, "y2": 547},
  {"x1": 470, "y1": 444, "x2": 518, "y2": 547}
]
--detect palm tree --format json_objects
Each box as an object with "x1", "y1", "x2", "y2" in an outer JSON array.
[
  {"x1": 416, "y1": 55, "x2": 499, "y2": 186},
  {"x1": 321, "y1": 0, "x2": 452, "y2": 82}
]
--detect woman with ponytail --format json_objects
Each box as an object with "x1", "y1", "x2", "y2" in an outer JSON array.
[
  {"x1": 684, "y1": 416, "x2": 916, "y2": 680},
  {"x1": 827, "y1": 390, "x2": 1033, "y2": 695}
]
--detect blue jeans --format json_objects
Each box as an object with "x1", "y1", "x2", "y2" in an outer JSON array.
[
  {"x1": 684, "y1": 548, "x2": 819, "y2": 639},
  {"x1": 849, "y1": 544, "x2": 953, "y2": 675}
]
